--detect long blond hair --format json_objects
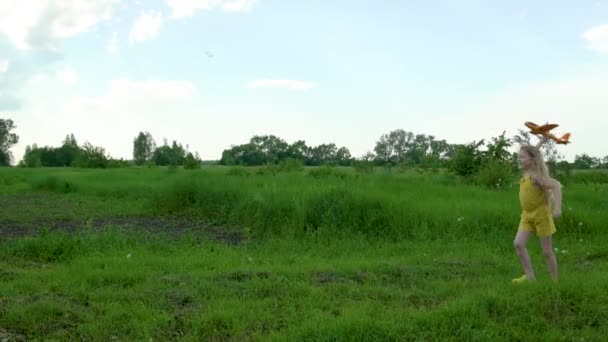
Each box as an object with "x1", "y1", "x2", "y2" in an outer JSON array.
[
  {"x1": 519, "y1": 145, "x2": 549, "y2": 177},
  {"x1": 520, "y1": 144, "x2": 553, "y2": 202}
]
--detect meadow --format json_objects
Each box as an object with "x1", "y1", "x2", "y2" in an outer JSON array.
[{"x1": 1, "y1": 166, "x2": 607, "y2": 341}]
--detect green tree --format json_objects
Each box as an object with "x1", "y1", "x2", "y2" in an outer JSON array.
[
  {"x1": 308, "y1": 143, "x2": 338, "y2": 166},
  {"x1": 448, "y1": 140, "x2": 485, "y2": 178},
  {"x1": 73, "y1": 142, "x2": 109, "y2": 168},
  {"x1": 374, "y1": 129, "x2": 414, "y2": 165},
  {"x1": 286, "y1": 140, "x2": 309, "y2": 161},
  {"x1": 484, "y1": 131, "x2": 512, "y2": 162},
  {"x1": 133, "y1": 131, "x2": 156, "y2": 166},
  {"x1": 56, "y1": 134, "x2": 80, "y2": 166},
  {"x1": 0, "y1": 118, "x2": 19, "y2": 166},
  {"x1": 63, "y1": 134, "x2": 78, "y2": 147},
  {"x1": 574, "y1": 154, "x2": 598, "y2": 169},
  {"x1": 335, "y1": 147, "x2": 352, "y2": 166},
  {"x1": 374, "y1": 133, "x2": 395, "y2": 165},
  {"x1": 152, "y1": 140, "x2": 186, "y2": 166},
  {"x1": 250, "y1": 135, "x2": 289, "y2": 164},
  {"x1": 153, "y1": 144, "x2": 174, "y2": 166},
  {"x1": 23, "y1": 144, "x2": 42, "y2": 167},
  {"x1": 184, "y1": 152, "x2": 202, "y2": 169}
]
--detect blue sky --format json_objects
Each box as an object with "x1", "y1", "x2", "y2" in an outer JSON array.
[{"x1": 1, "y1": 0, "x2": 608, "y2": 162}]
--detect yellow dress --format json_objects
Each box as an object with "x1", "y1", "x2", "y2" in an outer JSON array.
[{"x1": 519, "y1": 174, "x2": 556, "y2": 237}]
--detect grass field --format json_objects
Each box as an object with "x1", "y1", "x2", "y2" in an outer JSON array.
[{"x1": 1, "y1": 167, "x2": 607, "y2": 340}]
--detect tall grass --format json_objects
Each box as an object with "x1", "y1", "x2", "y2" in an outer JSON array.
[
  {"x1": 1, "y1": 167, "x2": 607, "y2": 340},
  {"x1": 1, "y1": 166, "x2": 605, "y2": 240}
]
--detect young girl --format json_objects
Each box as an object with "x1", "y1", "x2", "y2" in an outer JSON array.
[{"x1": 513, "y1": 144, "x2": 562, "y2": 283}]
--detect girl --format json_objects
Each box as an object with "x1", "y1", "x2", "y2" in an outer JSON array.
[{"x1": 513, "y1": 144, "x2": 562, "y2": 283}]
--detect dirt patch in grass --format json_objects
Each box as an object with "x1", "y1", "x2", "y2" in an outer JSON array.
[
  {"x1": 0, "y1": 195, "x2": 245, "y2": 245},
  {"x1": 1, "y1": 217, "x2": 245, "y2": 245}
]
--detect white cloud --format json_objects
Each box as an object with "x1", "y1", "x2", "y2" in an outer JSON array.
[
  {"x1": 27, "y1": 73, "x2": 50, "y2": 83},
  {"x1": 0, "y1": 0, "x2": 119, "y2": 50},
  {"x1": 582, "y1": 24, "x2": 608, "y2": 54},
  {"x1": 57, "y1": 67, "x2": 78, "y2": 86},
  {"x1": 108, "y1": 79, "x2": 196, "y2": 100},
  {"x1": 222, "y1": 0, "x2": 257, "y2": 12},
  {"x1": 129, "y1": 11, "x2": 164, "y2": 44},
  {"x1": 247, "y1": 79, "x2": 314, "y2": 90},
  {"x1": 65, "y1": 79, "x2": 196, "y2": 114},
  {"x1": 166, "y1": 0, "x2": 255, "y2": 18},
  {"x1": 166, "y1": 0, "x2": 221, "y2": 18},
  {"x1": 61, "y1": 79, "x2": 196, "y2": 156},
  {"x1": 107, "y1": 32, "x2": 118, "y2": 54},
  {"x1": 0, "y1": 60, "x2": 8, "y2": 73},
  {"x1": 11, "y1": 78, "x2": 198, "y2": 163}
]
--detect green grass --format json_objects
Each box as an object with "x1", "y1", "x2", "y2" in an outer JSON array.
[
  {"x1": 1, "y1": 230, "x2": 607, "y2": 340},
  {"x1": 1, "y1": 167, "x2": 605, "y2": 239},
  {"x1": 1, "y1": 167, "x2": 607, "y2": 340}
]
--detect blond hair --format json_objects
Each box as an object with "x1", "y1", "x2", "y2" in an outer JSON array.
[
  {"x1": 520, "y1": 145, "x2": 550, "y2": 177},
  {"x1": 520, "y1": 144, "x2": 553, "y2": 203}
]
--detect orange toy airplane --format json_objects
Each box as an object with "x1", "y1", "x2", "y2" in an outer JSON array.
[
  {"x1": 524, "y1": 121, "x2": 571, "y2": 145},
  {"x1": 524, "y1": 121, "x2": 558, "y2": 135},
  {"x1": 552, "y1": 132, "x2": 571, "y2": 145}
]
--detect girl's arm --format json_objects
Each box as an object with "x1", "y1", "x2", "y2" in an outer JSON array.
[{"x1": 532, "y1": 175, "x2": 562, "y2": 218}]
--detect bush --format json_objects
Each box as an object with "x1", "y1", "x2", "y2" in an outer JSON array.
[
  {"x1": 475, "y1": 159, "x2": 514, "y2": 189},
  {"x1": 72, "y1": 143, "x2": 109, "y2": 168},
  {"x1": 308, "y1": 165, "x2": 347, "y2": 179},
  {"x1": 567, "y1": 170, "x2": 608, "y2": 184},
  {"x1": 353, "y1": 160, "x2": 375, "y2": 174},
  {"x1": 226, "y1": 167, "x2": 250, "y2": 176},
  {"x1": 278, "y1": 158, "x2": 304, "y2": 172},
  {"x1": 184, "y1": 153, "x2": 202, "y2": 170},
  {"x1": 108, "y1": 159, "x2": 130, "y2": 168},
  {"x1": 303, "y1": 189, "x2": 394, "y2": 236},
  {"x1": 448, "y1": 141, "x2": 484, "y2": 179},
  {"x1": 32, "y1": 176, "x2": 79, "y2": 193}
]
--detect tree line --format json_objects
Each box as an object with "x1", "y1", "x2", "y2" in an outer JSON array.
[{"x1": 1, "y1": 117, "x2": 607, "y2": 172}]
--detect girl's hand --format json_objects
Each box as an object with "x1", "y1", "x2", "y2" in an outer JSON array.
[{"x1": 553, "y1": 207, "x2": 562, "y2": 219}]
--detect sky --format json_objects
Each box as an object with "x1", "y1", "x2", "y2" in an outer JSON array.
[{"x1": 1, "y1": 0, "x2": 608, "y2": 163}]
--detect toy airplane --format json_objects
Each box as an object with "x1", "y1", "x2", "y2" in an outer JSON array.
[
  {"x1": 551, "y1": 132, "x2": 571, "y2": 145},
  {"x1": 524, "y1": 122, "x2": 558, "y2": 135},
  {"x1": 525, "y1": 121, "x2": 571, "y2": 145}
]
